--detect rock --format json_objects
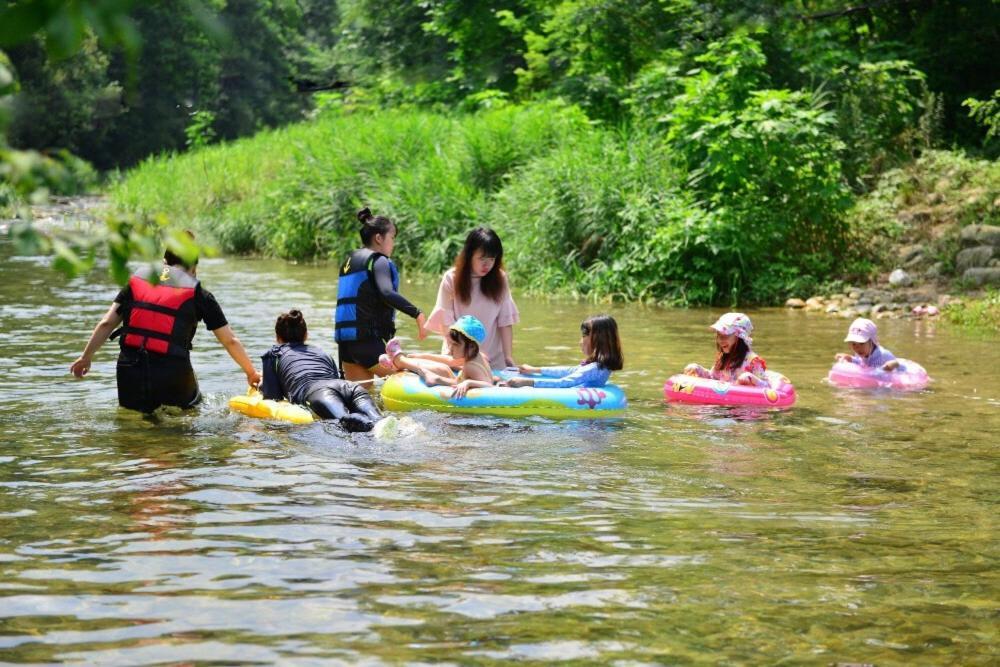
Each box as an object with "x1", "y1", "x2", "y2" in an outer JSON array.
[
  {"x1": 841, "y1": 297, "x2": 858, "y2": 307},
  {"x1": 924, "y1": 262, "x2": 945, "y2": 279},
  {"x1": 872, "y1": 303, "x2": 889, "y2": 313},
  {"x1": 927, "y1": 192, "x2": 944, "y2": 205},
  {"x1": 990, "y1": 258, "x2": 1000, "y2": 268},
  {"x1": 956, "y1": 245, "x2": 995, "y2": 272},
  {"x1": 854, "y1": 304, "x2": 872, "y2": 315},
  {"x1": 805, "y1": 296, "x2": 825, "y2": 311},
  {"x1": 876, "y1": 311, "x2": 892, "y2": 319},
  {"x1": 962, "y1": 267, "x2": 1000, "y2": 287},
  {"x1": 784, "y1": 298, "x2": 806, "y2": 308},
  {"x1": 959, "y1": 224, "x2": 1000, "y2": 247},
  {"x1": 830, "y1": 293, "x2": 847, "y2": 302},
  {"x1": 825, "y1": 303, "x2": 840, "y2": 314},
  {"x1": 899, "y1": 244, "x2": 924, "y2": 263},
  {"x1": 840, "y1": 309, "x2": 859, "y2": 319},
  {"x1": 888, "y1": 269, "x2": 912, "y2": 287},
  {"x1": 848, "y1": 290, "x2": 862, "y2": 300},
  {"x1": 907, "y1": 291, "x2": 935, "y2": 304}
]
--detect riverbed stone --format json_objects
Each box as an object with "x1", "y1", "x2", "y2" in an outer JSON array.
[
  {"x1": 888, "y1": 269, "x2": 912, "y2": 287},
  {"x1": 854, "y1": 304, "x2": 872, "y2": 315},
  {"x1": 899, "y1": 244, "x2": 924, "y2": 263},
  {"x1": 872, "y1": 303, "x2": 889, "y2": 313},
  {"x1": 785, "y1": 298, "x2": 806, "y2": 308},
  {"x1": 962, "y1": 267, "x2": 1000, "y2": 287},
  {"x1": 825, "y1": 303, "x2": 840, "y2": 314},
  {"x1": 840, "y1": 309, "x2": 859, "y2": 319},
  {"x1": 956, "y1": 245, "x2": 995, "y2": 272},
  {"x1": 959, "y1": 224, "x2": 1000, "y2": 247},
  {"x1": 805, "y1": 296, "x2": 825, "y2": 311}
]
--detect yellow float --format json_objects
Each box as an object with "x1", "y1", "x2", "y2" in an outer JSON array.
[{"x1": 228, "y1": 388, "x2": 314, "y2": 424}]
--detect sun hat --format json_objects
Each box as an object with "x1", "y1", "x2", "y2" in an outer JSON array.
[
  {"x1": 710, "y1": 312, "x2": 753, "y2": 346},
  {"x1": 844, "y1": 317, "x2": 878, "y2": 344},
  {"x1": 449, "y1": 315, "x2": 487, "y2": 345}
]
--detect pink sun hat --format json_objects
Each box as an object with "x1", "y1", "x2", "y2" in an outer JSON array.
[
  {"x1": 710, "y1": 312, "x2": 753, "y2": 346},
  {"x1": 844, "y1": 317, "x2": 878, "y2": 344}
]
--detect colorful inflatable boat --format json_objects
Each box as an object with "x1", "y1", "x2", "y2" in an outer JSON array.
[
  {"x1": 827, "y1": 359, "x2": 930, "y2": 391},
  {"x1": 379, "y1": 371, "x2": 627, "y2": 419},
  {"x1": 229, "y1": 389, "x2": 315, "y2": 424},
  {"x1": 664, "y1": 370, "x2": 796, "y2": 408}
]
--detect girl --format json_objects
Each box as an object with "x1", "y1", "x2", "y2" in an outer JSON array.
[
  {"x1": 382, "y1": 315, "x2": 494, "y2": 398},
  {"x1": 426, "y1": 228, "x2": 519, "y2": 369},
  {"x1": 261, "y1": 310, "x2": 383, "y2": 432},
  {"x1": 504, "y1": 314, "x2": 623, "y2": 388},
  {"x1": 684, "y1": 312, "x2": 767, "y2": 386},
  {"x1": 835, "y1": 317, "x2": 900, "y2": 371},
  {"x1": 334, "y1": 207, "x2": 428, "y2": 384}
]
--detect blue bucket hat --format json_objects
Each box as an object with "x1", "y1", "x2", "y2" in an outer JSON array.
[{"x1": 449, "y1": 315, "x2": 487, "y2": 345}]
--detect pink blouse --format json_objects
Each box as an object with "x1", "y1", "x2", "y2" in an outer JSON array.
[{"x1": 426, "y1": 268, "x2": 519, "y2": 369}]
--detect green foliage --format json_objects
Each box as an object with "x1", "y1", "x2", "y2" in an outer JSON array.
[
  {"x1": 964, "y1": 89, "x2": 1000, "y2": 152},
  {"x1": 185, "y1": 109, "x2": 217, "y2": 150},
  {"x1": 944, "y1": 290, "x2": 1000, "y2": 333}
]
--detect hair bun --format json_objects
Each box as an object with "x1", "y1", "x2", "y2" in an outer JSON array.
[
  {"x1": 288, "y1": 309, "x2": 303, "y2": 320},
  {"x1": 357, "y1": 207, "x2": 373, "y2": 224}
]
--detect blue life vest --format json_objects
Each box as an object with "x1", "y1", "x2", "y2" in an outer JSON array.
[{"x1": 334, "y1": 249, "x2": 399, "y2": 342}]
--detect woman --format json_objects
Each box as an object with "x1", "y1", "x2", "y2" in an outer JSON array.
[
  {"x1": 70, "y1": 239, "x2": 260, "y2": 413},
  {"x1": 425, "y1": 228, "x2": 518, "y2": 369},
  {"x1": 334, "y1": 207, "x2": 427, "y2": 383},
  {"x1": 261, "y1": 310, "x2": 382, "y2": 432}
]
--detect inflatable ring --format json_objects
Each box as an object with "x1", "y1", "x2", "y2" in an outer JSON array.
[
  {"x1": 827, "y1": 359, "x2": 929, "y2": 391},
  {"x1": 664, "y1": 370, "x2": 796, "y2": 407},
  {"x1": 229, "y1": 388, "x2": 314, "y2": 424},
  {"x1": 380, "y1": 371, "x2": 627, "y2": 419}
]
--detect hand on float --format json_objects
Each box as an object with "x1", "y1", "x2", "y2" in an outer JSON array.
[
  {"x1": 504, "y1": 356, "x2": 516, "y2": 368},
  {"x1": 504, "y1": 377, "x2": 533, "y2": 388},
  {"x1": 70, "y1": 356, "x2": 92, "y2": 378},
  {"x1": 881, "y1": 360, "x2": 900, "y2": 371},
  {"x1": 415, "y1": 313, "x2": 428, "y2": 340},
  {"x1": 517, "y1": 364, "x2": 540, "y2": 375},
  {"x1": 736, "y1": 372, "x2": 756, "y2": 386},
  {"x1": 835, "y1": 353, "x2": 851, "y2": 362},
  {"x1": 246, "y1": 368, "x2": 262, "y2": 387},
  {"x1": 452, "y1": 380, "x2": 473, "y2": 399},
  {"x1": 683, "y1": 363, "x2": 701, "y2": 377}
]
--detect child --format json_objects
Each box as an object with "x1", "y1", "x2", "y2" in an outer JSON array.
[
  {"x1": 260, "y1": 310, "x2": 383, "y2": 432},
  {"x1": 381, "y1": 315, "x2": 494, "y2": 398},
  {"x1": 835, "y1": 317, "x2": 901, "y2": 371},
  {"x1": 684, "y1": 312, "x2": 767, "y2": 386},
  {"x1": 504, "y1": 314, "x2": 623, "y2": 388}
]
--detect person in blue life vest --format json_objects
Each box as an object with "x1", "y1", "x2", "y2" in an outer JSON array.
[
  {"x1": 70, "y1": 236, "x2": 261, "y2": 413},
  {"x1": 334, "y1": 207, "x2": 427, "y2": 384}
]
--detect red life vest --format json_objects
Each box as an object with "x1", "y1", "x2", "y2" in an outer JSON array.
[{"x1": 121, "y1": 266, "x2": 199, "y2": 357}]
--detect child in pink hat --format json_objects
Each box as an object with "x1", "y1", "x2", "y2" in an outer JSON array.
[
  {"x1": 835, "y1": 318, "x2": 900, "y2": 370},
  {"x1": 684, "y1": 312, "x2": 768, "y2": 386}
]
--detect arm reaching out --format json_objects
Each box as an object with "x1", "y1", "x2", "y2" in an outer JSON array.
[
  {"x1": 70, "y1": 303, "x2": 123, "y2": 377},
  {"x1": 212, "y1": 325, "x2": 261, "y2": 387}
]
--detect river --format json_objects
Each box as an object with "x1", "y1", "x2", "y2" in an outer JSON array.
[{"x1": 0, "y1": 240, "x2": 997, "y2": 664}]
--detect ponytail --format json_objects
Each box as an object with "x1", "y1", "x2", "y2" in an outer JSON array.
[
  {"x1": 275, "y1": 309, "x2": 308, "y2": 344},
  {"x1": 357, "y1": 207, "x2": 396, "y2": 246}
]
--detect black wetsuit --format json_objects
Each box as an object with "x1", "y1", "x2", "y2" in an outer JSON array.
[
  {"x1": 113, "y1": 268, "x2": 228, "y2": 413},
  {"x1": 260, "y1": 343, "x2": 382, "y2": 432}
]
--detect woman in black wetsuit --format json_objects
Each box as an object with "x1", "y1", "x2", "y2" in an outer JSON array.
[
  {"x1": 334, "y1": 208, "x2": 427, "y2": 383},
  {"x1": 261, "y1": 310, "x2": 383, "y2": 432}
]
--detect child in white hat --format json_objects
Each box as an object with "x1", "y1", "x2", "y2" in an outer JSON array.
[
  {"x1": 684, "y1": 312, "x2": 768, "y2": 386},
  {"x1": 835, "y1": 318, "x2": 900, "y2": 371}
]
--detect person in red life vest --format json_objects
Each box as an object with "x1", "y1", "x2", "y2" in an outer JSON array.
[{"x1": 70, "y1": 240, "x2": 261, "y2": 413}]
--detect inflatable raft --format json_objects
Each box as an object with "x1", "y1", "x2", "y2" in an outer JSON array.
[
  {"x1": 229, "y1": 389, "x2": 314, "y2": 424},
  {"x1": 380, "y1": 371, "x2": 627, "y2": 419},
  {"x1": 827, "y1": 359, "x2": 930, "y2": 391},
  {"x1": 664, "y1": 370, "x2": 796, "y2": 407}
]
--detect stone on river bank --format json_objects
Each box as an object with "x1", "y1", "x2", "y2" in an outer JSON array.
[
  {"x1": 962, "y1": 267, "x2": 1000, "y2": 287},
  {"x1": 956, "y1": 245, "x2": 995, "y2": 272},
  {"x1": 784, "y1": 298, "x2": 806, "y2": 308},
  {"x1": 889, "y1": 269, "x2": 913, "y2": 287},
  {"x1": 959, "y1": 224, "x2": 1000, "y2": 247}
]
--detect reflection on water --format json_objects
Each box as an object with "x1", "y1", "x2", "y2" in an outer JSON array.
[{"x1": 0, "y1": 245, "x2": 997, "y2": 664}]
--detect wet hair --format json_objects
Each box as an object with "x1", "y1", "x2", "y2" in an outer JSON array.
[
  {"x1": 163, "y1": 230, "x2": 198, "y2": 269},
  {"x1": 357, "y1": 207, "x2": 396, "y2": 246},
  {"x1": 581, "y1": 315, "x2": 623, "y2": 371},
  {"x1": 448, "y1": 328, "x2": 481, "y2": 360},
  {"x1": 275, "y1": 309, "x2": 308, "y2": 344},
  {"x1": 714, "y1": 337, "x2": 750, "y2": 373},
  {"x1": 454, "y1": 228, "x2": 505, "y2": 304}
]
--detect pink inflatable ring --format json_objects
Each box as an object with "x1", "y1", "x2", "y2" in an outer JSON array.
[
  {"x1": 664, "y1": 370, "x2": 796, "y2": 408},
  {"x1": 827, "y1": 359, "x2": 930, "y2": 391}
]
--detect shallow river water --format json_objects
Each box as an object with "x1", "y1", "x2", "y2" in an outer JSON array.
[{"x1": 0, "y1": 241, "x2": 997, "y2": 665}]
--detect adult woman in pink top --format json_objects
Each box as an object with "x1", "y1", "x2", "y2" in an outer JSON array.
[{"x1": 425, "y1": 228, "x2": 519, "y2": 369}]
